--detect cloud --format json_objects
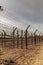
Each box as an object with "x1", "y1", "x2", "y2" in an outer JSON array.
[
  {"x1": 4, "y1": 0, "x2": 43, "y2": 23},
  {"x1": 1, "y1": 0, "x2": 43, "y2": 22},
  {"x1": 0, "y1": 0, "x2": 43, "y2": 32}
]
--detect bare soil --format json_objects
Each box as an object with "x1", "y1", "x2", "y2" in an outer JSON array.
[{"x1": 0, "y1": 42, "x2": 43, "y2": 65}]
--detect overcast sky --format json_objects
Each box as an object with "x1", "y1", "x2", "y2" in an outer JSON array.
[{"x1": 0, "y1": 0, "x2": 43, "y2": 33}]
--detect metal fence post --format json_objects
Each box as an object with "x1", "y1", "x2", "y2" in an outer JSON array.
[
  {"x1": 21, "y1": 30, "x2": 23, "y2": 49},
  {"x1": 34, "y1": 29, "x2": 38, "y2": 45},
  {"x1": 25, "y1": 30, "x2": 28, "y2": 49},
  {"x1": 12, "y1": 27, "x2": 17, "y2": 48},
  {"x1": 17, "y1": 30, "x2": 19, "y2": 48},
  {"x1": 34, "y1": 34, "x2": 36, "y2": 45},
  {"x1": 2, "y1": 30, "x2": 6, "y2": 48},
  {"x1": 1, "y1": 33, "x2": 3, "y2": 47},
  {"x1": 31, "y1": 33, "x2": 33, "y2": 45},
  {"x1": 25, "y1": 25, "x2": 30, "y2": 49}
]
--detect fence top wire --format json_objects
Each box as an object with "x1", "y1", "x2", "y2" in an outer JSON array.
[
  {"x1": 0, "y1": 22, "x2": 42, "y2": 36},
  {"x1": 0, "y1": 22, "x2": 16, "y2": 34}
]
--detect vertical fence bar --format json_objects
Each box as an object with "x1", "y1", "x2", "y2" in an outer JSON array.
[
  {"x1": 12, "y1": 27, "x2": 17, "y2": 48},
  {"x1": 31, "y1": 33, "x2": 33, "y2": 45},
  {"x1": 39, "y1": 35, "x2": 40, "y2": 42},
  {"x1": 1, "y1": 33, "x2": 3, "y2": 47},
  {"x1": 12, "y1": 31, "x2": 15, "y2": 48},
  {"x1": 25, "y1": 30, "x2": 28, "y2": 49},
  {"x1": 21, "y1": 30, "x2": 23, "y2": 49},
  {"x1": 34, "y1": 34, "x2": 36, "y2": 45},
  {"x1": 36, "y1": 35, "x2": 37, "y2": 45},
  {"x1": 2, "y1": 30, "x2": 6, "y2": 48},
  {"x1": 34, "y1": 29, "x2": 38, "y2": 45},
  {"x1": 25, "y1": 25, "x2": 30, "y2": 49},
  {"x1": 17, "y1": 30, "x2": 19, "y2": 48},
  {"x1": 4, "y1": 32, "x2": 6, "y2": 47}
]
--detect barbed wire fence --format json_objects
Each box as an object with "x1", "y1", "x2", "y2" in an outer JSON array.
[{"x1": 0, "y1": 23, "x2": 43, "y2": 49}]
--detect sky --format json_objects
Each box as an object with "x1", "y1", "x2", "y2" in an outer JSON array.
[{"x1": 0, "y1": 0, "x2": 43, "y2": 34}]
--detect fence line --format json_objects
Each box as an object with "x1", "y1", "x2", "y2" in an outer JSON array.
[
  {"x1": 0, "y1": 23, "x2": 43, "y2": 49},
  {"x1": 0, "y1": 29, "x2": 43, "y2": 49}
]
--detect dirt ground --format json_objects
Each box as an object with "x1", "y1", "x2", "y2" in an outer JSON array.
[{"x1": 0, "y1": 42, "x2": 43, "y2": 65}]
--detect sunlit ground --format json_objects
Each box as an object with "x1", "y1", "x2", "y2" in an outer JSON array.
[{"x1": 0, "y1": 42, "x2": 43, "y2": 65}]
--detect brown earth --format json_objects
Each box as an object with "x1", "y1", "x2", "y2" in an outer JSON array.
[{"x1": 0, "y1": 42, "x2": 43, "y2": 65}]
